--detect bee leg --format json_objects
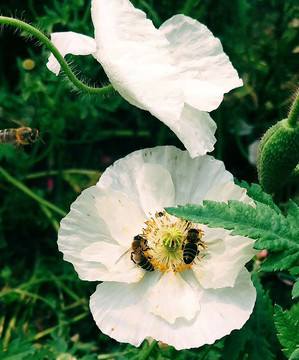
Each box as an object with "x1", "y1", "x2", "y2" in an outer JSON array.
[{"x1": 131, "y1": 252, "x2": 137, "y2": 264}]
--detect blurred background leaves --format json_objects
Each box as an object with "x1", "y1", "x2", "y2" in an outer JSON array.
[{"x1": 0, "y1": 0, "x2": 298, "y2": 358}]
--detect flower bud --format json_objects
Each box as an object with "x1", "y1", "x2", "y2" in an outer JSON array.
[{"x1": 257, "y1": 118, "x2": 299, "y2": 193}]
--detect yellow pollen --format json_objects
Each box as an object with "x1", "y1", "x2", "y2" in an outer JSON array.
[{"x1": 135, "y1": 211, "x2": 207, "y2": 275}]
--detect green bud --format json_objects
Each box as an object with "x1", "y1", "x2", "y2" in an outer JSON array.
[{"x1": 257, "y1": 119, "x2": 299, "y2": 193}]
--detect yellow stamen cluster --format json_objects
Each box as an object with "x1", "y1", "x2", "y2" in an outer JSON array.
[{"x1": 140, "y1": 211, "x2": 206, "y2": 274}]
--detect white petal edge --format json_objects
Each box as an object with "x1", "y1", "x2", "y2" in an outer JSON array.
[
  {"x1": 47, "y1": 31, "x2": 97, "y2": 75},
  {"x1": 167, "y1": 105, "x2": 217, "y2": 158},
  {"x1": 91, "y1": 0, "x2": 184, "y2": 123},
  {"x1": 160, "y1": 14, "x2": 243, "y2": 111},
  {"x1": 90, "y1": 268, "x2": 256, "y2": 350},
  {"x1": 98, "y1": 146, "x2": 233, "y2": 207}
]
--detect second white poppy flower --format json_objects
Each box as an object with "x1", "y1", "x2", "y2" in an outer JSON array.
[{"x1": 47, "y1": 0, "x2": 243, "y2": 157}]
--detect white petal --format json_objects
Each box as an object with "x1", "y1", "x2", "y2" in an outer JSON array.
[
  {"x1": 167, "y1": 105, "x2": 217, "y2": 158},
  {"x1": 160, "y1": 15, "x2": 243, "y2": 110},
  {"x1": 148, "y1": 271, "x2": 200, "y2": 323},
  {"x1": 46, "y1": 32, "x2": 97, "y2": 75},
  {"x1": 58, "y1": 185, "x2": 112, "y2": 281},
  {"x1": 81, "y1": 242, "x2": 144, "y2": 283},
  {"x1": 204, "y1": 181, "x2": 255, "y2": 206},
  {"x1": 91, "y1": 0, "x2": 184, "y2": 122},
  {"x1": 98, "y1": 146, "x2": 233, "y2": 208},
  {"x1": 58, "y1": 185, "x2": 144, "y2": 283},
  {"x1": 95, "y1": 188, "x2": 146, "y2": 248},
  {"x1": 90, "y1": 268, "x2": 256, "y2": 350},
  {"x1": 183, "y1": 79, "x2": 224, "y2": 112},
  {"x1": 192, "y1": 225, "x2": 257, "y2": 288},
  {"x1": 136, "y1": 164, "x2": 175, "y2": 215}
]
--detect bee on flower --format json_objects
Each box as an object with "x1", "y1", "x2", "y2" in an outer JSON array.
[{"x1": 58, "y1": 146, "x2": 257, "y2": 350}]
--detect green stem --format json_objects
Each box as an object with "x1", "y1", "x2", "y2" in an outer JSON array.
[
  {"x1": 0, "y1": 166, "x2": 67, "y2": 217},
  {"x1": 29, "y1": 312, "x2": 89, "y2": 341},
  {"x1": 287, "y1": 89, "x2": 299, "y2": 127},
  {"x1": 138, "y1": 340, "x2": 158, "y2": 360},
  {"x1": 40, "y1": 204, "x2": 60, "y2": 232},
  {"x1": 25, "y1": 168, "x2": 101, "y2": 180},
  {"x1": 0, "y1": 16, "x2": 114, "y2": 96}
]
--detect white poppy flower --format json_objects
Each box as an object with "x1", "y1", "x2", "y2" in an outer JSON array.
[
  {"x1": 47, "y1": 0, "x2": 243, "y2": 158},
  {"x1": 58, "y1": 146, "x2": 257, "y2": 350}
]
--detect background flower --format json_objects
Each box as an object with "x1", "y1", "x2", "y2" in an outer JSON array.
[
  {"x1": 58, "y1": 146, "x2": 257, "y2": 349},
  {"x1": 47, "y1": 0, "x2": 242, "y2": 157}
]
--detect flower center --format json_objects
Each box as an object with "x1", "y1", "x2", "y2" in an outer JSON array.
[{"x1": 137, "y1": 211, "x2": 206, "y2": 274}]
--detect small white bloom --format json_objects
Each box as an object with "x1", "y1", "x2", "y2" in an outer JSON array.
[
  {"x1": 58, "y1": 146, "x2": 257, "y2": 350},
  {"x1": 47, "y1": 0, "x2": 243, "y2": 158}
]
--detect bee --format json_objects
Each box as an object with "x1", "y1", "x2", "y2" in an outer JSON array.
[
  {"x1": 116, "y1": 235, "x2": 154, "y2": 272},
  {"x1": 0, "y1": 127, "x2": 39, "y2": 148},
  {"x1": 182, "y1": 228, "x2": 205, "y2": 265}
]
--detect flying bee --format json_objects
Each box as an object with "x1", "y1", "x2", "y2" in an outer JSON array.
[
  {"x1": 0, "y1": 127, "x2": 39, "y2": 148},
  {"x1": 116, "y1": 235, "x2": 154, "y2": 272},
  {"x1": 182, "y1": 228, "x2": 205, "y2": 265}
]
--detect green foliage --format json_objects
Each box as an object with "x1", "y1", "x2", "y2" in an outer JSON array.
[
  {"x1": 223, "y1": 274, "x2": 280, "y2": 360},
  {"x1": 166, "y1": 189, "x2": 299, "y2": 298},
  {"x1": 274, "y1": 304, "x2": 299, "y2": 358},
  {"x1": 0, "y1": 0, "x2": 298, "y2": 359}
]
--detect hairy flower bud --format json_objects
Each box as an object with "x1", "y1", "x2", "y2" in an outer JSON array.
[{"x1": 257, "y1": 118, "x2": 299, "y2": 193}]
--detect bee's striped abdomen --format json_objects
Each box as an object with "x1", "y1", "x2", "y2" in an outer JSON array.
[
  {"x1": 139, "y1": 255, "x2": 154, "y2": 271},
  {"x1": 0, "y1": 129, "x2": 17, "y2": 144},
  {"x1": 183, "y1": 242, "x2": 198, "y2": 264}
]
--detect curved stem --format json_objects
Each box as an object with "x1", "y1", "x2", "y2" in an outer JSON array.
[
  {"x1": 0, "y1": 166, "x2": 67, "y2": 217},
  {"x1": 287, "y1": 89, "x2": 299, "y2": 127},
  {"x1": 0, "y1": 16, "x2": 114, "y2": 96},
  {"x1": 139, "y1": 340, "x2": 158, "y2": 360}
]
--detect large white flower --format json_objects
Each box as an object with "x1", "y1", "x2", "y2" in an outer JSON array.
[
  {"x1": 47, "y1": 0, "x2": 243, "y2": 158},
  {"x1": 58, "y1": 146, "x2": 257, "y2": 350}
]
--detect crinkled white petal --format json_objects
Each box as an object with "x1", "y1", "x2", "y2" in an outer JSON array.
[
  {"x1": 192, "y1": 226, "x2": 257, "y2": 289},
  {"x1": 148, "y1": 271, "x2": 200, "y2": 323},
  {"x1": 46, "y1": 32, "x2": 97, "y2": 75},
  {"x1": 91, "y1": 0, "x2": 184, "y2": 122},
  {"x1": 204, "y1": 181, "x2": 255, "y2": 206},
  {"x1": 98, "y1": 146, "x2": 232, "y2": 208},
  {"x1": 160, "y1": 14, "x2": 243, "y2": 111},
  {"x1": 167, "y1": 105, "x2": 217, "y2": 158},
  {"x1": 183, "y1": 79, "x2": 224, "y2": 112},
  {"x1": 58, "y1": 185, "x2": 144, "y2": 283},
  {"x1": 81, "y1": 242, "x2": 144, "y2": 283},
  {"x1": 136, "y1": 164, "x2": 175, "y2": 215},
  {"x1": 95, "y1": 188, "x2": 146, "y2": 247},
  {"x1": 90, "y1": 268, "x2": 256, "y2": 350}
]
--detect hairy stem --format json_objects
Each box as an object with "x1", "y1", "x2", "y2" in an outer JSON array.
[
  {"x1": 0, "y1": 16, "x2": 114, "y2": 95},
  {"x1": 288, "y1": 89, "x2": 299, "y2": 127},
  {"x1": 138, "y1": 340, "x2": 158, "y2": 360}
]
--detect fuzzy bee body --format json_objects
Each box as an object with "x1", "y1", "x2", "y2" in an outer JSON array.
[
  {"x1": 116, "y1": 234, "x2": 154, "y2": 272},
  {"x1": 0, "y1": 127, "x2": 39, "y2": 147},
  {"x1": 183, "y1": 228, "x2": 205, "y2": 265}
]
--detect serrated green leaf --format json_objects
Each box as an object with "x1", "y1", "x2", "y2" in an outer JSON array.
[
  {"x1": 236, "y1": 180, "x2": 281, "y2": 214},
  {"x1": 166, "y1": 200, "x2": 299, "y2": 273},
  {"x1": 288, "y1": 202, "x2": 299, "y2": 238},
  {"x1": 274, "y1": 303, "x2": 299, "y2": 357}
]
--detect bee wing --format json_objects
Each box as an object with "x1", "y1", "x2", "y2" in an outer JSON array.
[{"x1": 115, "y1": 248, "x2": 131, "y2": 264}]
